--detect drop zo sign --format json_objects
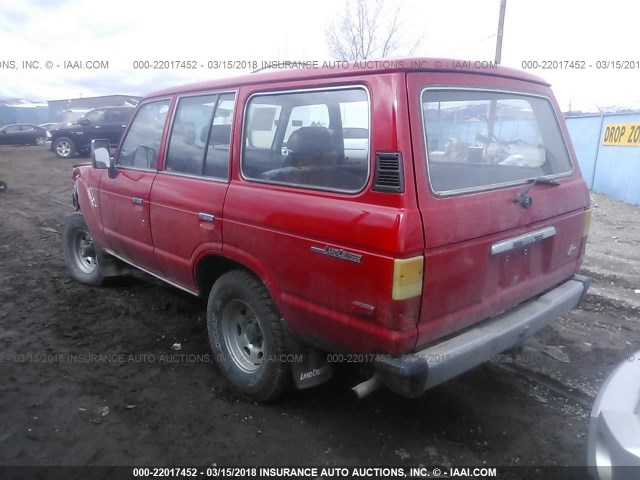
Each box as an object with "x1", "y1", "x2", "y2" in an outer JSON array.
[{"x1": 602, "y1": 122, "x2": 640, "y2": 146}]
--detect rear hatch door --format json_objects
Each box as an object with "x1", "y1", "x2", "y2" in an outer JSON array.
[{"x1": 407, "y1": 72, "x2": 590, "y2": 347}]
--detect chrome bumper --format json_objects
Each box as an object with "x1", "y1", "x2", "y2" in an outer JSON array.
[{"x1": 374, "y1": 274, "x2": 590, "y2": 397}]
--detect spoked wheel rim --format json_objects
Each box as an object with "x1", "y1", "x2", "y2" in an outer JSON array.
[
  {"x1": 56, "y1": 140, "x2": 71, "y2": 157},
  {"x1": 71, "y1": 228, "x2": 97, "y2": 274},
  {"x1": 35, "y1": 137, "x2": 46, "y2": 146},
  {"x1": 221, "y1": 299, "x2": 265, "y2": 373}
]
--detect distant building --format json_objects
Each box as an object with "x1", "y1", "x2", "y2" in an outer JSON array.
[{"x1": 0, "y1": 99, "x2": 50, "y2": 126}]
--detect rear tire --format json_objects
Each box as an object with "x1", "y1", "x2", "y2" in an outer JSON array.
[
  {"x1": 54, "y1": 137, "x2": 76, "y2": 158},
  {"x1": 207, "y1": 270, "x2": 291, "y2": 402},
  {"x1": 63, "y1": 212, "x2": 105, "y2": 286},
  {"x1": 35, "y1": 136, "x2": 46, "y2": 146}
]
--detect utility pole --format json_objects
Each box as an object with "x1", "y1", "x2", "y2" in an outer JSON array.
[{"x1": 495, "y1": 0, "x2": 507, "y2": 64}]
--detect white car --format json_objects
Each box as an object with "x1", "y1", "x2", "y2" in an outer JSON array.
[{"x1": 588, "y1": 351, "x2": 640, "y2": 479}]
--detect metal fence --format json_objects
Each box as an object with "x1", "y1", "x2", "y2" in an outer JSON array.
[{"x1": 566, "y1": 113, "x2": 640, "y2": 205}]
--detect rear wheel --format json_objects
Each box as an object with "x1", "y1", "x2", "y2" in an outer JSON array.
[
  {"x1": 54, "y1": 137, "x2": 76, "y2": 158},
  {"x1": 63, "y1": 212, "x2": 105, "y2": 286},
  {"x1": 35, "y1": 136, "x2": 46, "y2": 146},
  {"x1": 207, "y1": 270, "x2": 291, "y2": 402}
]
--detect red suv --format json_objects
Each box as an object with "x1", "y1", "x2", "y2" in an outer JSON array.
[{"x1": 63, "y1": 58, "x2": 591, "y2": 401}]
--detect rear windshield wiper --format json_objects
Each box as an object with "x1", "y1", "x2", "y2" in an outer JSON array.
[{"x1": 513, "y1": 176, "x2": 560, "y2": 208}]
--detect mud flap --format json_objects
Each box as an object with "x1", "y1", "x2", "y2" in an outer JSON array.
[
  {"x1": 283, "y1": 329, "x2": 333, "y2": 389},
  {"x1": 290, "y1": 347, "x2": 333, "y2": 390}
]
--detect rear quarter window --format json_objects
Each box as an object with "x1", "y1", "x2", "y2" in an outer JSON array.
[
  {"x1": 241, "y1": 87, "x2": 370, "y2": 193},
  {"x1": 421, "y1": 89, "x2": 572, "y2": 195}
]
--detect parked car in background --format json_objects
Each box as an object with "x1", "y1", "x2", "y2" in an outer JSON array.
[
  {"x1": 0, "y1": 124, "x2": 49, "y2": 146},
  {"x1": 46, "y1": 106, "x2": 134, "y2": 158},
  {"x1": 588, "y1": 351, "x2": 640, "y2": 479},
  {"x1": 342, "y1": 127, "x2": 369, "y2": 164}
]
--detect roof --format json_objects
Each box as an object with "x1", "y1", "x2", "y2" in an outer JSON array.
[
  {"x1": 146, "y1": 57, "x2": 549, "y2": 99},
  {"x1": 47, "y1": 94, "x2": 142, "y2": 102}
]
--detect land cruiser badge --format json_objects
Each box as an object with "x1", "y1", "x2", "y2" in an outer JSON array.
[{"x1": 310, "y1": 245, "x2": 362, "y2": 264}]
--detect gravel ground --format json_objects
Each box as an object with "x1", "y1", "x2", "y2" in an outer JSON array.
[{"x1": 0, "y1": 146, "x2": 639, "y2": 479}]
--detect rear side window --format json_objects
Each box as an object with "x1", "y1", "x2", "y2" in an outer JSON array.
[
  {"x1": 242, "y1": 88, "x2": 369, "y2": 192},
  {"x1": 422, "y1": 89, "x2": 572, "y2": 195},
  {"x1": 166, "y1": 93, "x2": 234, "y2": 179},
  {"x1": 116, "y1": 100, "x2": 170, "y2": 169}
]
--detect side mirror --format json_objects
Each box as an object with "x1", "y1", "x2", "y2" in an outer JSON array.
[
  {"x1": 78, "y1": 118, "x2": 90, "y2": 126},
  {"x1": 91, "y1": 139, "x2": 116, "y2": 178}
]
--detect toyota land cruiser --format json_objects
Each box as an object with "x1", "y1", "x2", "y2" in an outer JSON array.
[{"x1": 63, "y1": 58, "x2": 591, "y2": 401}]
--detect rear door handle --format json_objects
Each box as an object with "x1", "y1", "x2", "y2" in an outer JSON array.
[
  {"x1": 132, "y1": 197, "x2": 143, "y2": 205},
  {"x1": 198, "y1": 213, "x2": 215, "y2": 223}
]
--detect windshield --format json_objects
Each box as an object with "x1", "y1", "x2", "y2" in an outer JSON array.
[{"x1": 421, "y1": 89, "x2": 572, "y2": 195}]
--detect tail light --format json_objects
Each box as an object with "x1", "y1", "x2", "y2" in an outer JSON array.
[
  {"x1": 582, "y1": 208, "x2": 592, "y2": 238},
  {"x1": 387, "y1": 255, "x2": 424, "y2": 330}
]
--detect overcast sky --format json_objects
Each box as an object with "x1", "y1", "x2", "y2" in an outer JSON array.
[{"x1": 0, "y1": 0, "x2": 638, "y2": 111}]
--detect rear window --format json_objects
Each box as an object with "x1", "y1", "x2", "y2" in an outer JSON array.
[{"x1": 421, "y1": 89, "x2": 572, "y2": 195}]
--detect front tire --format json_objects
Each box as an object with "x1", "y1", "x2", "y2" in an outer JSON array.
[
  {"x1": 54, "y1": 137, "x2": 76, "y2": 158},
  {"x1": 207, "y1": 270, "x2": 291, "y2": 402},
  {"x1": 63, "y1": 212, "x2": 105, "y2": 286}
]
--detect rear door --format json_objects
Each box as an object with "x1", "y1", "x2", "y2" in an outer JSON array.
[
  {"x1": 149, "y1": 92, "x2": 235, "y2": 291},
  {"x1": 407, "y1": 72, "x2": 590, "y2": 346},
  {"x1": 102, "y1": 108, "x2": 130, "y2": 147}
]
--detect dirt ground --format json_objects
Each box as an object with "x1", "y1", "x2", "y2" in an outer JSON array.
[{"x1": 1, "y1": 146, "x2": 639, "y2": 478}]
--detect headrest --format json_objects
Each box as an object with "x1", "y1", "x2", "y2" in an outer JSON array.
[{"x1": 287, "y1": 126, "x2": 333, "y2": 154}]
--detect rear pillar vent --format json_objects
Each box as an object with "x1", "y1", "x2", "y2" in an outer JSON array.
[{"x1": 373, "y1": 152, "x2": 404, "y2": 193}]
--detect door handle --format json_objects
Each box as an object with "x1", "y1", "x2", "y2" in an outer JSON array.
[
  {"x1": 198, "y1": 213, "x2": 215, "y2": 223},
  {"x1": 132, "y1": 197, "x2": 143, "y2": 205}
]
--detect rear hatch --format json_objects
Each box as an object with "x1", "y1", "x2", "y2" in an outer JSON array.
[{"x1": 406, "y1": 71, "x2": 590, "y2": 347}]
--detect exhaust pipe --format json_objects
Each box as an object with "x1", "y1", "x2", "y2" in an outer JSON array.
[{"x1": 352, "y1": 374, "x2": 382, "y2": 399}]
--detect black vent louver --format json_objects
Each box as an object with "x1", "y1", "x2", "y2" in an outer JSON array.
[{"x1": 372, "y1": 152, "x2": 404, "y2": 193}]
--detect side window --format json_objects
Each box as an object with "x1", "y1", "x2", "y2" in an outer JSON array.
[
  {"x1": 166, "y1": 94, "x2": 218, "y2": 176},
  {"x1": 116, "y1": 100, "x2": 170, "y2": 169},
  {"x1": 6, "y1": 125, "x2": 21, "y2": 133},
  {"x1": 85, "y1": 109, "x2": 105, "y2": 124},
  {"x1": 203, "y1": 93, "x2": 235, "y2": 179},
  {"x1": 242, "y1": 88, "x2": 369, "y2": 192},
  {"x1": 104, "y1": 110, "x2": 118, "y2": 123}
]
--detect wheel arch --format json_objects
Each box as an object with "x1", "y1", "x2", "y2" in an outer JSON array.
[{"x1": 193, "y1": 249, "x2": 283, "y2": 308}]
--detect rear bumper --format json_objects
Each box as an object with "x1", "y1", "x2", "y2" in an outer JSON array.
[{"x1": 374, "y1": 274, "x2": 590, "y2": 397}]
